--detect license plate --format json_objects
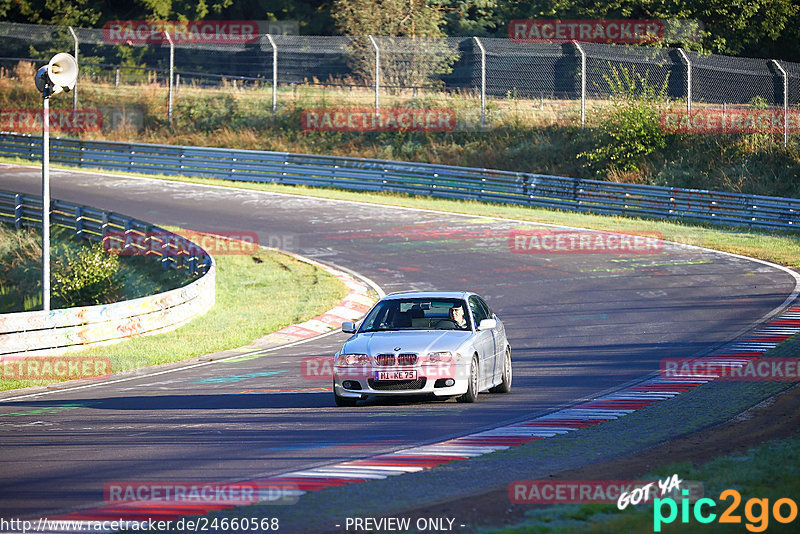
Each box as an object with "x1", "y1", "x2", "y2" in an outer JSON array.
[{"x1": 375, "y1": 370, "x2": 417, "y2": 381}]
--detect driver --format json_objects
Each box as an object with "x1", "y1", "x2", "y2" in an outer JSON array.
[{"x1": 449, "y1": 304, "x2": 468, "y2": 329}]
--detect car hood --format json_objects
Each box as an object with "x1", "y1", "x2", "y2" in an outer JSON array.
[{"x1": 342, "y1": 330, "x2": 473, "y2": 356}]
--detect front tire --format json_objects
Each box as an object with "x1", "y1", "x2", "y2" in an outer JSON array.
[
  {"x1": 334, "y1": 386, "x2": 359, "y2": 407},
  {"x1": 457, "y1": 354, "x2": 479, "y2": 403},
  {"x1": 490, "y1": 347, "x2": 512, "y2": 393}
]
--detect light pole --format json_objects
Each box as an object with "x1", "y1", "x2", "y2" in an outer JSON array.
[{"x1": 34, "y1": 53, "x2": 78, "y2": 311}]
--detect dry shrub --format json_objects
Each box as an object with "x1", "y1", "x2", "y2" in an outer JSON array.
[{"x1": 12, "y1": 61, "x2": 37, "y2": 81}]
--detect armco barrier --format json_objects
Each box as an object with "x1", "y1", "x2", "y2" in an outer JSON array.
[
  {"x1": 1, "y1": 132, "x2": 798, "y2": 230},
  {"x1": 0, "y1": 190, "x2": 215, "y2": 356}
]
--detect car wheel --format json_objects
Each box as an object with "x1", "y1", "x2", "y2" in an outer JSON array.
[
  {"x1": 457, "y1": 354, "x2": 479, "y2": 403},
  {"x1": 490, "y1": 347, "x2": 512, "y2": 393},
  {"x1": 334, "y1": 386, "x2": 359, "y2": 407}
]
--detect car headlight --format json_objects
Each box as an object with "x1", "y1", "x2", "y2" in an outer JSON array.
[
  {"x1": 426, "y1": 351, "x2": 453, "y2": 362},
  {"x1": 335, "y1": 353, "x2": 371, "y2": 366}
]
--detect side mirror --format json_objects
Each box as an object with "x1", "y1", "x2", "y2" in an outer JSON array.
[
  {"x1": 341, "y1": 321, "x2": 357, "y2": 334},
  {"x1": 477, "y1": 318, "x2": 497, "y2": 331}
]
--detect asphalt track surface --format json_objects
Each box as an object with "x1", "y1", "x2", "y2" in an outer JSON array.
[{"x1": 0, "y1": 165, "x2": 797, "y2": 522}]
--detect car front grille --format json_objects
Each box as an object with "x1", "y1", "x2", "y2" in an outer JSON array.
[
  {"x1": 397, "y1": 353, "x2": 418, "y2": 365},
  {"x1": 375, "y1": 354, "x2": 395, "y2": 366},
  {"x1": 368, "y1": 378, "x2": 426, "y2": 391}
]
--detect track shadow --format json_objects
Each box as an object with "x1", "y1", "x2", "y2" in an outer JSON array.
[{"x1": 0, "y1": 392, "x2": 332, "y2": 411}]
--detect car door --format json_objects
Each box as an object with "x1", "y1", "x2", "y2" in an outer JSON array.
[
  {"x1": 475, "y1": 296, "x2": 501, "y2": 382},
  {"x1": 468, "y1": 296, "x2": 495, "y2": 390}
]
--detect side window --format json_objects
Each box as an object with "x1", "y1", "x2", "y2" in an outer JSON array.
[
  {"x1": 476, "y1": 296, "x2": 492, "y2": 319},
  {"x1": 468, "y1": 296, "x2": 488, "y2": 325}
]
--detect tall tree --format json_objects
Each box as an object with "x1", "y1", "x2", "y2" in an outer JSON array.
[
  {"x1": 332, "y1": 0, "x2": 446, "y2": 38},
  {"x1": 330, "y1": 0, "x2": 455, "y2": 88},
  {"x1": 502, "y1": 0, "x2": 800, "y2": 59}
]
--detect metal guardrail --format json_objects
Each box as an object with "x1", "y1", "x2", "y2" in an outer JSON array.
[
  {"x1": 1, "y1": 132, "x2": 798, "y2": 230},
  {"x1": 0, "y1": 189, "x2": 215, "y2": 356}
]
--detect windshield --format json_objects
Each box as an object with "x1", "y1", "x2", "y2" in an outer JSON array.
[{"x1": 359, "y1": 298, "x2": 471, "y2": 332}]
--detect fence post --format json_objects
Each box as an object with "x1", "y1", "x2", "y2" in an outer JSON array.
[
  {"x1": 573, "y1": 41, "x2": 586, "y2": 128},
  {"x1": 164, "y1": 31, "x2": 174, "y2": 125},
  {"x1": 266, "y1": 34, "x2": 278, "y2": 112},
  {"x1": 473, "y1": 37, "x2": 486, "y2": 126},
  {"x1": 68, "y1": 26, "x2": 78, "y2": 112},
  {"x1": 771, "y1": 59, "x2": 789, "y2": 147},
  {"x1": 368, "y1": 35, "x2": 380, "y2": 114},
  {"x1": 677, "y1": 48, "x2": 691, "y2": 112}
]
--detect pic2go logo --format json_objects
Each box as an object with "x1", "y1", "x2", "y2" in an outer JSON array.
[{"x1": 653, "y1": 489, "x2": 798, "y2": 532}]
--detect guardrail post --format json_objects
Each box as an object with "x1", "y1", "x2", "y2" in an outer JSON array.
[
  {"x1": 368, "y1": 35, "x2": 380, "y2": 114},
  {"x1": 164, "y1": 31, "x2": 174, "y2": 125},
  {"x1": 473, "y1": 37, "x2": 486, "y2": 126},
  {"x1": 266, "y1": 34, "x2": 278, "y2": 112},
  {"x1": 75, "y1": 206, "x2": 83, "y2": 237},
  {"x1": 14, "y1": 194, "x2": 23, "y2": 229},
  {"x1": 677, "y1": 48, "x2": 691, "y2": 112},
  {"x1": 68, "y1": 26, "x2": 78, "y2": 112},
  {"x1": 771, "y1": 59, "x2": 789, "y2": 147},
  {"x1": 573, "y1": 41, "x2": 586, "y2": 128},
  {"x1": 124, "y1": 218, "x2": 132, "y2": 252}
]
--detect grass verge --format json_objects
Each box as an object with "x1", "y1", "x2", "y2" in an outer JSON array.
[{"x1": 0, "y1": 239, "x2": 349, "y2": 391}]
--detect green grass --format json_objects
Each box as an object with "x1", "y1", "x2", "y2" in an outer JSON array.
[
  {"x1": 0, "y1": 241, "x2": 349, "y2": 391},
  {"x1": 0, "y1": 223, "x2": 43, "y2": 311}
]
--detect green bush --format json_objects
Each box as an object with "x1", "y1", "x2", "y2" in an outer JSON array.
[
  {"x1": 581, "y1": 66, "x2": 670, "y2": 175},
  {"x1": 51, "y1": 241, "x2": 124, "y2": 307}
]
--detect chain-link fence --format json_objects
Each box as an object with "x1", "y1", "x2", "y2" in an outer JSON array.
[{"x1": 0, "y1": 20, "x2": 797, "y2": 142}]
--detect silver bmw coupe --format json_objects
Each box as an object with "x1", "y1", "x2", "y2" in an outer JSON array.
[{"x1": 333, "y1": 291, "x2": 512, "y2": 406}]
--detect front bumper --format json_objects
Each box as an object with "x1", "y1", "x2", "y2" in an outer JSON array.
[{"x1": 333, "y1": 363, "x2": 469, "y2": 398}]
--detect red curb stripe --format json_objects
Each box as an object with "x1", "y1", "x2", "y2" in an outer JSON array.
[
  {"x1": 382, "y1": 454, "x2": 470, "y2": 462},
  {"x1": 450, "y1": 436, "x2": 542, "y2": 447},
  {"x1": 578, "y1": 401, "x2": 659, "y2": 409},
  {"x1": 275, "y1": 325, "x2": 319, "y2": 338},
  {"x1": 522, "y1": 419, "x2": 607, "y2": 426}
]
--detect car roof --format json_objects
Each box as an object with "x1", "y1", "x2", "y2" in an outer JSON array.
[{"x1": 382, "y1": 291, "x2": 472, "y2": 301}]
